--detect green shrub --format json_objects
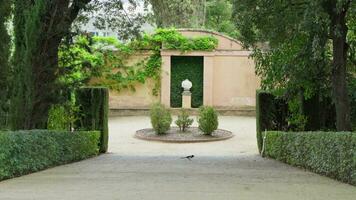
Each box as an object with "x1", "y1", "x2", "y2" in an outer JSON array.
[
  {"x1": 47, "y1": 105, "x2": 69, "y2": 131},
  {"x1": 198, "y1": 106, "x2": 218, "y2": 135},
  {"x1": 0, "y1": 130, "x2": 100, "y2": 181},
  {"x1": 264, "y1": 131, "x2": 356, "y2": 185},
  {"x1": 150, "y1": 103, "x2": 172, "y2": 134},
  {"x1": 75, "y1": 87, "x2": 109, "y2": 153},
  {"x1": 175, "y1": 109, "x2": 194, "y2": 132}
]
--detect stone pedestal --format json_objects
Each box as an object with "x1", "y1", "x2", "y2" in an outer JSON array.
[{"x1": 182, "y1": 91, "x2": 192, "y2": 108}]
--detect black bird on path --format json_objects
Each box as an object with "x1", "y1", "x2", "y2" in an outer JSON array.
[{"x1": 181, "y1": 155, "x2": 194, "y2": 161}]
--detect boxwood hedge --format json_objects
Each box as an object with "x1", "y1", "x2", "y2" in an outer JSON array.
[
  {"x1": 263, "y1": 131, "x2": 356, "y2": 185},
  {"x1": 0, "y1": 130, "x2": 100, "y2": 181}
]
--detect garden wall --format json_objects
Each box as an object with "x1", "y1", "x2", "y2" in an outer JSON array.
[
  {"x1": 106, "y1": 52, "x2": 160, "y2": 109},
  {"x1": 180, "y1": 29, "x2": 259, "y2": 109},
  {"x1": 212, "y1": 56, "x2": 258, "y2": 108},
  {"x1": 108, "y1": 29, "x2": 260, "y2": 111}
]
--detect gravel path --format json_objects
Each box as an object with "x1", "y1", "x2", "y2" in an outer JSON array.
[{"x1": 0, "y1": 116, "x2": 355, "y2": 200}]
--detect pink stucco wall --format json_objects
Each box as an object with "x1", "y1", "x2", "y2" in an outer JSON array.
[{"x1": 109, "y1": 29, "x2": 260, "y2": 110}]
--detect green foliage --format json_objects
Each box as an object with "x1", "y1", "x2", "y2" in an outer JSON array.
[
  {"x1": 78, "y1": 0, "x2": 150, "y2": 41},
  {"x1": 171, "y1": 56, "x2": 204, "y2": 108},
  {"x1": 61, "y1": 29, "x2": 218, "y2": 96},
  {"x1": 75, "y1": 87, "x2": 109, "y2": 153},
  {"x1": 175, "y1": 109, "x2": 194, "y2": 132},
  {"x1": 264, "y1": 131, "x2": 356, "y2": 186},
  {"x1": 47, "y1": 101, "x2": 80, "y2": 131},
  {"x1": 0, "y1": 0, "x2": 12, "y2": 115},
  {"x1": 205, "y1": 0, "x2": 240, "y2": 38},
  {"x1": 256, "y1": 90, "x2": 289, "y2": 153},
  {"x1": 256, "y1": 90, "x2": 342, "y2": 153},
  {"x1": 148, "y1": 0, "x2": 206, "y2": 28},
  {"x1": 287, "y1": 98, "x2": 308, "y2": 131},
  {"x1": 0, "y1": 130, "x2": 100, "y2": 181},
  {"x1": 59, "y1": 35, "x2": 105, "y2": 90},
  {"x1": 150, "y1": 103, "x2": 172, "y2": 134},
  {"x1": 233, "y1": 0, "x2": 355, "y2": 131},
  {"x1": 47, "y1": 105, "x2": 69, "y2": 131},
  {"x1": 198, "y1": 106, "x2": 218, "y2": 135},
  {"x1": 11, "y1": 0, "x2": 91, "y2": 130}
]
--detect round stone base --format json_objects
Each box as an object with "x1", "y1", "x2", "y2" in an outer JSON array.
[{"x1": 135, "y1": 127, "x2": 234, "y2": 143}]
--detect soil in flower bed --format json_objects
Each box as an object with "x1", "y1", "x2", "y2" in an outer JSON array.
[{"x1": 135, "y1": 127, "x2": 234, "y2": 143}]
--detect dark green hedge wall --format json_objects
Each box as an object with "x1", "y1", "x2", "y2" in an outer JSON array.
[
  {"x1": 170, "y1": 56, "x2": 203, "y2": 108},
  {"x1": 255, "y1": 90, "x2": 352, "y2": 153},
  {"x1": 0, "y1": 130, "x2": 100, "y2": 181},
  {"x1": 263, "y1": 131, "x2": 356, "y2": 186},
  {"x1": 76, "y1": 87, "x2": 109, "y2": 153},
  {"x1": 256, "y1": 90, "x2": 288, "y2": 153}
]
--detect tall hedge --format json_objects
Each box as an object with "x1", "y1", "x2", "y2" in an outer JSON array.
[
  {"x1": 256, "y1": 90, "x2": 288, "y2": 153},
  {"x1": 255, "y1": 90, "x2": 348, "y2": 153},
  {"x1": 263, "y1": 131, "x2": 356, "y2": 185},
  {"x1": 76, "y1": 87, "x2": 109, "y2": 153},
  {"x1": 170, "y1": 56, "x2": 204, "y2": 108},
  {"x1": 0, "y1": 130, "x2": 100, "y2": 181}
]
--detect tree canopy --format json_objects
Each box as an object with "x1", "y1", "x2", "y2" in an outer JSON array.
[{"x1": 233, "y1": 0, "x2": 355, "y2": 130}]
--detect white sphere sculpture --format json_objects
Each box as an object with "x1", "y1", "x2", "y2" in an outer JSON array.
[{"x1": 181, "y1": 79, "x2": 192, "y2": 91}]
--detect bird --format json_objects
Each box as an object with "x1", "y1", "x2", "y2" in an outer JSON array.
[{"x1": 181, "y1": 155, "x2": 194, "y2": 161}]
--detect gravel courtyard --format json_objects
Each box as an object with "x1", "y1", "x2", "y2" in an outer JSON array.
[{"x1": 0, "y1": 116, "x2": 355, "y2": 200}]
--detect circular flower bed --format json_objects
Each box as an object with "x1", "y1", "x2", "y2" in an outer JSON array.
[{"x1": 135, "y1": 127, "x2": 234, "y2": 143}]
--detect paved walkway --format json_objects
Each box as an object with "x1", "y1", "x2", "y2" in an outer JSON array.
[{"x1": 0, "y1": 116, "x2": 355, "y2": 200}]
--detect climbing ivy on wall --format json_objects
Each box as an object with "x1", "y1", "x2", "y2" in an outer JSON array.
[
  {"x1": 59, "y1": 29, "x2": 218, "y2": 95},
  {"x1": 171, "y1": 56, "x2": 204, "y2": 108}
]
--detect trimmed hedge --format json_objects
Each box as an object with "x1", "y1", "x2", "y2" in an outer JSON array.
[
  {"x1": 0, "y1": 130, "x2": 100, "y2": 181},
  {"x1": 256, "y1": 90, "x2": 342, "y2": 153},
  {"x1": 76, "y1": 87, "x2": 109, "y2": 153},
  {"x1": 263, "y1": 131, "x2": 356, "y2": 185},
  {"x1": 170, "y1": 56, "x2": 204, "y2": 108}
]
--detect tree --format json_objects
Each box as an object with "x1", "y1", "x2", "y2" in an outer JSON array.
[
  {"x1": 78, "y1": 0, "x2": 150, "y2": 40},
  {"x1": 205, "y1": 0, "x2": 239, "y2": 38},
  {"x1": 0, "y1": 0, "x2": 12, "y2": 114},
  {"x1": 325, "y1": 0, "x2": 353, "y2": 131},
  {"x1": 10, "y1": 0, "x2": 153, "y2": 129},
  {"x1": 11, "y1": 0, "x2": 92, "y2": 130},
  {"x1": 233, "y1": 0, "x2": 355, "y2": 131},
  {"x1": 147, "y1": 0, "x2": 206, "y2": 28}
]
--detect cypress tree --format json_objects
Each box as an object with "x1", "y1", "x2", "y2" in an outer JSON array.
[
  {"x1": 0, "y1": 0, "x2": 12, "y2": 114},
  {"x1": 11, "y1": 0, "x2": 91, "y2": 130}
]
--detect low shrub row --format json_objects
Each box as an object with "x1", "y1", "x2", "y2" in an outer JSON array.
[
  {"x1": 0, "y1": 130, "x2": 100, "y2": 181},
  {"x1": 263, "y1": 131, "x2": 356, "y2": 185}
]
